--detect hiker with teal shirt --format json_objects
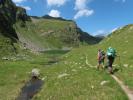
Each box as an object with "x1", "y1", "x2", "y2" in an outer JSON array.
[
  {"x1": 97, "y1": 49, "x2": 105, "y2": 69},
  {"x1": 106, "y1": 47, "x2": 117, "y2": 74}
]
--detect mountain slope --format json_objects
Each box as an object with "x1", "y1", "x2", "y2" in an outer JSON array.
[
  {"x1": 61, "y1": 24, "x2": 133, "y2": 90},
  {"x1": 0, "y1": 0, "x2": 101, "y2": 54},
  {"x1": 0, "y1": 0, "x2": 29, "y2": 41},
  {"x1": 15, "y1": 16, "x2": 101, "y2": 51},
  {"x1": 100, "y1": 24, "x2": 133, "y2": 64},
  {"x1": 65, "y1": 24, "x2": 133, "y2": 66},
  {"x1": 0, "y1": 0, "x2": 30, "y2": 57}
]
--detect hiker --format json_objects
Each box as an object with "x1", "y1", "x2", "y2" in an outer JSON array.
[
  {"x1": 106, "y1": 47, "x2": 116, "y2": 74},
  {"x1": 97, "y1": 49, "x2": 105, "y2": 69}
]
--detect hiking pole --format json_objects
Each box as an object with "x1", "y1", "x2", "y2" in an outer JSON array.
[{"x1": 118, "y1": 55, "x2": 122, "y2": 71}]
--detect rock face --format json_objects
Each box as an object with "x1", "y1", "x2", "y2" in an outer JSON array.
[{"x1": 0, "y1": 0, "x2": 30, "y2": 42}]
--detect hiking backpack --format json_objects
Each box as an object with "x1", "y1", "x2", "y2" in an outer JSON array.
[{"x1": 107, "y1": 47, "x2": 116, "y2": 57}]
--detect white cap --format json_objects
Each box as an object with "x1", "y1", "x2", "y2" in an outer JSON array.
[{"x1": 31, "y1": 68, "x2": 40, "y2": 77}]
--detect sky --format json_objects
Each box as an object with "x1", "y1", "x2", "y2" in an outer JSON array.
[{"x1": 12, "y1": 0, "x2": 133, "y2": 36}]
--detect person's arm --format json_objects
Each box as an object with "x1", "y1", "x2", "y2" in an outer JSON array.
[{"x1": 97, "y1": 52, "x2": 100, "y2": 60}]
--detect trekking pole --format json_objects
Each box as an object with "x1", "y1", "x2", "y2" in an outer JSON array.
[{"x1": 118, "y1": 55, "x2": 122, "y2": 71}]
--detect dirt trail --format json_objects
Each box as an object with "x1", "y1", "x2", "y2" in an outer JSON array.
[{"x1": 111, "y1": 75, "x2": 133, "y2": 100}]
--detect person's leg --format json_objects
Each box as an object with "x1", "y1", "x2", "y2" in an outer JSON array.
[
  {"x1": 109, "y1": 61, "x2": 113, "y2": 74},
  {"x1": 97, "y1": 60, "x2": 102, "y2": 70},
  {"x1": 109, "y1": 57, "x2": 114, "y2": 74},
  {"x1": 101, "y1": 59, "x2": 105, "y2": 69},
  {"x1": 97, "y1": 61, "x2": 100, "y2": 69},
  {"x1": 107, "y1": 56, "x2": 112, "y2": 74}
]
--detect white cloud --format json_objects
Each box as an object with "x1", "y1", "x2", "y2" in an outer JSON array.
[
  {"x1": 48, "y1": 10, "x2": 60, "y2": 17},
  {"x1": 74, "y1": 9, "x2": 94, "y2": 19},
  {"x1": 74, "y1": 0, "x2": 94, "y2": 19},
  {"x1": 114, "y1": 0, "x2": 126, "y2": 3},
  {"x1": 47, "y1": 0, "x2": 67, "y2": 7},
  {"x1": 22, "y1": 6, "x2": 31, "y2": 10},
  {"x1": 111, "y1": 28, "x2": 118, "y2": 33},
  {"x1": 12, "y1": 0, "x2": 26, "y2": 3},
  {"x1": 93, "y1": 30, "x2": 106, "y2": 36},
  {"x1": 16, "y1": 4, "x2": 31, "y2": 10},
  {"x1": 75, "y1": 0, "x2": 90, "y2": 10}
]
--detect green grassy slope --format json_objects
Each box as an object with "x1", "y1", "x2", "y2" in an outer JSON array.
[
  {"x1": 0, "y1": 35, "x2": 16, "y2": 57},
  {"x1": 15, "y1": 16, "x2": 100, "y2": 51},
  {"x1": 0, "y1": 0, "x2": 30, "y2": 57},
  {"x1": 0, "y1": 0, "x2": 101, "y2": 56},
  {"x1": 63, "y1": 24, "x2": 133, "y2": 89},
  {"x1": 0, "y1": 52, "x2": 128, "y2": 100},
  {"x1": 35, "y1": 61, "x2": 127, "y2": 100}
]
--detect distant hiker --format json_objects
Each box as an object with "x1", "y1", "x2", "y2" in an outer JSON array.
[
  {"x1": 106, "y1": 47, "x2": 116, "y2": 74},
  {"x1": 97, "y1": 49, "x2": 105, "y2": 69}
]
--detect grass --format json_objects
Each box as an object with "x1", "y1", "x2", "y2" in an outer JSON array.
[
  {"x1": 0, "y1": 35, "x2": 16, "y2": 57},
  {"x1": 0, "y1": 49, "x2": 128, "y2": 100},
  {"x1": 15, "y1": 18, "x2": 81, "y2": 49},
  {"x1": 0, "y1": 16, "x2": 133, "y2": 99},
  {"x1": 0, "y1": 50, "x2": 67, "y2": 100},
  {"x1": 15, "y1": 17, "x2": 99, "y2": 50},
  {"x1": 63, "y1": 24, "x2": 133, "y2": 89},
  {"x1": 35, "y1": 62, "x2": 127, "y2": 100},
  {"x1": 1, "y1": 24, "x2": 133, "y2": 99}
]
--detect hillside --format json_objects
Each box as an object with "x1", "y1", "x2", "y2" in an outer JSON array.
[
  {"x1": 0, "y1": 0, "x2": 101, "y2": 56},
  {"x1": 0, "y1": 0, "x2": 133, "y2": 99},
  {"x1": 0, "y1": 0, "x2": 30, "y2": 58},
  {"x1": 15, "y1": 15, "x2": 101, "y2": 52},
  {"x1": 61, "y1": 24, "x2": 133, "y2": 91},
  {"x1": 65, "y1": 24, "x2": 133, "y2": 66},
  {"x1": 1, "y1": 24, "x2": 132, "y2": 99},
  {"x1": 0, "y1": 0, "x2": 29, "y2": 41}
]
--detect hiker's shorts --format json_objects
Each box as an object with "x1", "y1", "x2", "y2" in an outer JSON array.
[
  {"x1": 98, "y1": 59, "x2": 104, "y2": 64},
  {"x1": 107, "y1": 56, "x2": 114, "y2": 67}
]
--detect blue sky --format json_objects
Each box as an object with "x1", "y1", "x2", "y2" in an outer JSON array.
[{"x1": 12, "y1": 0, "x2": 133, "y2": 36}]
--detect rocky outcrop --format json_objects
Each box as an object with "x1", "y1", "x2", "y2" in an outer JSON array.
[{"x1": 0, "y1": 0, "x2": 30, "y2": 42}]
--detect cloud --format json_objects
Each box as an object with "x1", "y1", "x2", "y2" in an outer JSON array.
[
  {"x1": 93, "y1": 30, "x2": 106, "y2": 36},
  {"x1": 75, "y1": 0, "x2": 90, "y2": 10},
  {"x1": 12, "y1": 0, "x2": 26, "y2": 3},
  {"x1": 74, "y1": 9, "x2": 94, "y2": 19},
  {"x1": 74, "y1": 0, "x2": 94, "y2": 19},
  {"x1": 47, "y1": 0, "x2": 67, "y2": 7},
  {"x1": 114, "y1": 0, "x2": 126, "y2": 3},
  {"x1": 111, "y1": 27, "x2": 118, "y2": 33},
  {"x1": 22, "y1": 6, "x2": 31, "y2": 10},
  {"x1": 48, "y1": 9, "x2": 61, "y2": 17},
  {"x1": 16, "y1": 4, "x2": 31, "y2": 10}
]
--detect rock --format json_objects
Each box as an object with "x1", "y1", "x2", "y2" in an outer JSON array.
[
  {"x1": 58, "y1": 73, "x2": 69, "y2": 79},
  {"x1": 100, "y1": 80, "x2": 109, "y2": 86},
  {"x1": 123, "y1": 64, "x2": 128, "y2": 68},
  {"x1": 31, "y1": 68, "x2": 40, "y2": 77},
  {"x1": 72, "y1": 69, "x2": 77, "y2": 72},
  {"x1": 91, "y1": 85, "x2": 94, "y2": 89}
]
